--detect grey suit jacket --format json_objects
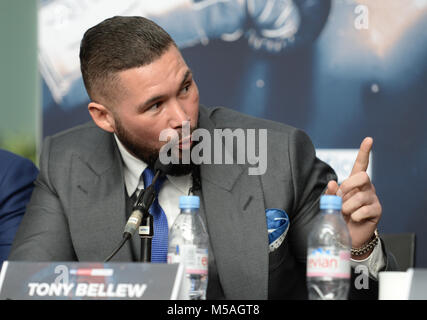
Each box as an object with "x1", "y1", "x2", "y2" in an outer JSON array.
[{"x1": 9, "y1": 105, "x2": 395, "y2": 299}]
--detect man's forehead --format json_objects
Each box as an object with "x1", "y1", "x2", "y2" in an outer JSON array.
[
  {"x1": 118, "y1": 47, "x2": 188, "y2": 85},
  {"x1": 111, "y1": 51, "x2": 191, "y2": 108}
]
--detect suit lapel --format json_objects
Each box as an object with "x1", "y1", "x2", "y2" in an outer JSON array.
[
  {"x1": 69, "y1": 132, "x2": 134, "y2": 261},
  {"x1": 197, "y1": 106, "x2": 269, "y2": 299}
]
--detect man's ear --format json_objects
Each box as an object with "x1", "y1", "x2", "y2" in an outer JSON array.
[{"x1": 88, "y1": 102, "x2": 116, "y2": 133}]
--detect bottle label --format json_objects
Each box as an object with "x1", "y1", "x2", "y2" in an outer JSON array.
[
  {"x1": 306, "y1": 247, "x2": 350, "y2": 279},
  {"x1": 167, "y1": 245, "x2": 208, "y2": 275}
]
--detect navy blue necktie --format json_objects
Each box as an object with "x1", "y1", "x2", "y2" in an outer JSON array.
[{"x1": 142, "y1": 167, "x2": 168, "y2": 263}]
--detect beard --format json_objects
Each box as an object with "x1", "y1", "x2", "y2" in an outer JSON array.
[{"x1": 115, "y1": 117, "x2": 197, "y2": 177}]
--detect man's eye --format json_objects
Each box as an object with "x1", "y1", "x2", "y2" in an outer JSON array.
[
  {"x1": 148, "y1": 103, "x2": 160, "y2": 111},
  {"x1": 180, "y1": 84, "x2": 190, "y2": 94}
]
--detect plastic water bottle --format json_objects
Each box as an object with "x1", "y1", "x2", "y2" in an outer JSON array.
[
  {"x1": 167, "y1": 196, "x2": 209, "y2": 300},
  {"x1": 306, "y1": 195, "x2": 352, "y2": 300}
]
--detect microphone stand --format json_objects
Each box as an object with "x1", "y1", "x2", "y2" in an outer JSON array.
[
  {"x1": 134, "y1": 170, "x2": 162, "y2": 263},
  {"x1": 138, "y1": 210, "x2": 153, "y2": 262}
]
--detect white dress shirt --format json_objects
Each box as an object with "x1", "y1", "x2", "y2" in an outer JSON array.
[{"x1": 114, "y1": 134, "x2": 385, "y2": 278}]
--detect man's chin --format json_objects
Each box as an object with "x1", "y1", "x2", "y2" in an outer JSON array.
[
  {"x1": 159, "y1": 141, "x2": 199, "y2": 176},
  {"x1": 166, "y1": 162, "x2": 194, "y2": 176}
]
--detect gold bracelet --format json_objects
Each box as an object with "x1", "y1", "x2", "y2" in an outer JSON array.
[{"x1": 351, "y1": 229, "x2": 379, "y2": 256}]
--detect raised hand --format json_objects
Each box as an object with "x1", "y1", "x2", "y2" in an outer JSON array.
[{"x1": 325, "y1": 137, "x2": 381, "y2": 259}]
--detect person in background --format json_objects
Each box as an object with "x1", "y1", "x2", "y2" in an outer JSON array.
[{"x1": 0, "y1": 149, "x2": 38, "y2": 268}]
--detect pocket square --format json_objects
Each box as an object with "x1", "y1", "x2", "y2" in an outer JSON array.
[{"x1": 266, "y1": 208, "x2": 290, "y2": 252}]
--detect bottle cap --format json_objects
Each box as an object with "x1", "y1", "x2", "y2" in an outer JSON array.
[
  {"x1": 179, "y1": 196, "x2": 200, "y2": 209},
  {"x1": 320, "y1": 195, "x2": 342, "y2": 210}
]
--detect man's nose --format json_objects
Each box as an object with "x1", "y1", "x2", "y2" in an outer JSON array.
[{"x1": 168, "y1": 100, "x2": 190, "y2": 128}]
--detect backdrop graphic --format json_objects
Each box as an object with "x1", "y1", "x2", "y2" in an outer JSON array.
[{"x1": 39, "y1": 0, "x2": 427, "y2": 267}]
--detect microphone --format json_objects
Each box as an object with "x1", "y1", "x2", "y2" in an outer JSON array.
[
  {"x1": 154, "y1": 158, "x2": 174, "y2": 176},
  {"x1": 124, "y1": 158, "x2": 173, "y2": 237},
  {"x1": 104, "y1": 158, "x2": 172, "y2": 262},
  {"x1": 134, "y1": 159, "x2": 173, "y2": 262}
]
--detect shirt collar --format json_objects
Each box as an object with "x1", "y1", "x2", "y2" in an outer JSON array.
[
  {"x1": 114, "y1": 134, "x2": 192, "y2": 197},
  {"x1": 168, "y1": 173, "x2": 193, "y2": 195},
  {"x1": 114, "y1": 134, "x2": 147, "y2": 197}
]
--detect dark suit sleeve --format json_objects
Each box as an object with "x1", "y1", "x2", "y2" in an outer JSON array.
[
  {"x1": 0, "y1": 153, "x2": 38, "y2": 267},
  {"x1": 8, "y1": 137, "x2": 78, "y2": 262}
]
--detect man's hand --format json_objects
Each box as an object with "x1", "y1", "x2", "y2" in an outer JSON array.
[{"x1": 325, "y1": 137, "x2": 382, "y2": 259}]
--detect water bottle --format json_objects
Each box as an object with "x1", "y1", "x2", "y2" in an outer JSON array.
[
  {"x1": 167, "y1": 196, "x2": 209, "y2": 300},
  {"x1": 306, "y1": 195, "x2": 352, "y2": 300}
]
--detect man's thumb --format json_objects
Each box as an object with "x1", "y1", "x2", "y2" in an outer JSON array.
[{"x1": 325, "y1": 180, "x2": 339, "y2": 195}]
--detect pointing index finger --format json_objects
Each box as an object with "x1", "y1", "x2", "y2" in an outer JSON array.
[{"x1": 350, "y1": 137, "x2": 373, "y2": 176}]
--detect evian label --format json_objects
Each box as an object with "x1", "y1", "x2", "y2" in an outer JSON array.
[
  {"x1": 307, "y1": 247, "x2": 350, "y2": 279},
  {"x1": 167, "y1": 245, "x2": 208, "y2": 275}
]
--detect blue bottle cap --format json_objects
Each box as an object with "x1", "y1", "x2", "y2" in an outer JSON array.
[
  {"x1": 179, "y1": 196, "x2": 200, "y2": 209},
  {"x1": 320, "y1": 195, "x2": 342, "y2": 210}
]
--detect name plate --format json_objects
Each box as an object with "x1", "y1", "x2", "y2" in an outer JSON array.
[{"x1": 0, "y1": 261, "x2": 184, "y2": 300}]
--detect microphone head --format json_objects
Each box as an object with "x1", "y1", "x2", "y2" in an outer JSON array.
[{"x1": 154, "y1": 158, "x2": 174, "y2": 176}]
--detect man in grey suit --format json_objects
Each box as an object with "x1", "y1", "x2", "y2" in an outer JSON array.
[{"x1": 9, "y1": 16, "x2": 395, "y2": 299}]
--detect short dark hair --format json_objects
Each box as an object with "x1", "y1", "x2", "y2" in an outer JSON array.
[{"x1": 79, "y1": 16, "x2": 176, "y2": 103}]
